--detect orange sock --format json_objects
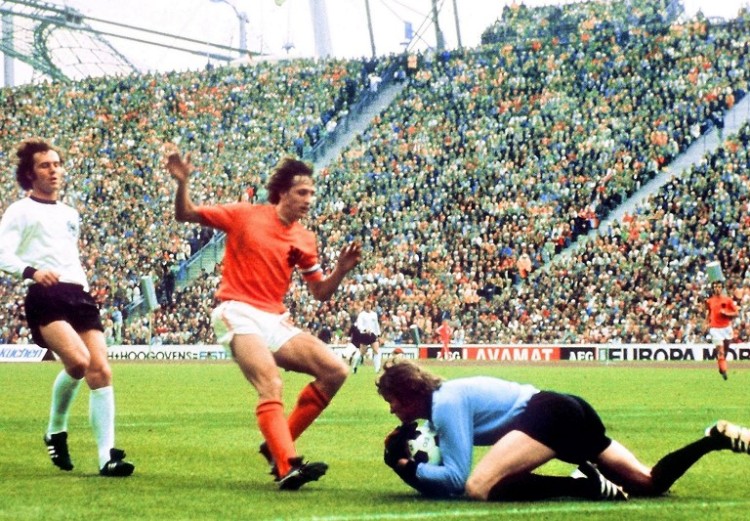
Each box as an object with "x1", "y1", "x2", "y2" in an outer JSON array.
[
  {"x1": 718, "y1": 344, "x2": 729, "y2": 374},
  {"x1": 256, "y1": 399, "x2": 295, "y2": 476},
  {"x1": 287, "y1": 384, "x2": 330, "y2": 441}
]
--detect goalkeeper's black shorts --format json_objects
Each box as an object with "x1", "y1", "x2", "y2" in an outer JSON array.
[{"x1": 507, "y1": 391, "x2": 612, "y2": 464}]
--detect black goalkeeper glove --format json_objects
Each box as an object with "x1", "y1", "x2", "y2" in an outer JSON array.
[
  {"x1": 384, "y1": 422, "x2": 438, "y2": 495},
  {"x1": 383, "y1": 421, "x2": 417, "y2": 469}
]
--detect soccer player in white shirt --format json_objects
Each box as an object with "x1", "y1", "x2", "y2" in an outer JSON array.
[
  {"x1": 351, "y1": 300, "x2": 382, "y2": 372},
  {"x1": 0, "y1": 138, "x2": 134, "y2": 477}
]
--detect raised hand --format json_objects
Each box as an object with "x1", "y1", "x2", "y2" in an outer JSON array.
[{"x1": 163, "y1": 144, "x2": 194, "y2": 183}]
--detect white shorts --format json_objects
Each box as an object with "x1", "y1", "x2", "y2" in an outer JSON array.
[
  {"x1": 709, "y1": 326, "x2": 734, "y2": 344},
  {"x1": 211, "y1": 301, "x2": 302, "y2": 355}
]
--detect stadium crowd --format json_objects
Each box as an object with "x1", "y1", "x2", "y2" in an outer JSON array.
[
  {"x1": 2, "y1": 0, "x2": 750, "y2": 348},
  {"x1": 0, "y1": 56, "x2": 379, "y2": 344},
  {"x1": 300, "y1": 2, "x2": 750, "y2": 346}
]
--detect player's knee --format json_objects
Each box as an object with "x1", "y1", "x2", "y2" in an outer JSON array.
[
  {"x1": 268, "y1": 374, "x2": 285, "y2": 394},
  {"x1": 464, "y1": 473, "x2": 499, "y2": 501},
  {"x1": 632, "y1": 469, "x2": 663, "y2": 496},
  {"x1": 85, "y1": 362, "x2": 112, "y2": 388},
  {"x1": 465, "y1": 476, "x2": 491, "y2": 501},
  {"x1": 64, "y1": 352, "x2": 91, "y2": 380},
  {"x1": 256, "y1": 375, "x2": 285, "y2": 401},
  {"x1": 67, "y1": 363, "x2": 87, "y2": 380},
  {"x1": 313, "y1": 356, "x2": 349, "y2": 395},
  {"x1": 327, "y1": 358, "x2": 349, "y2": 387}
]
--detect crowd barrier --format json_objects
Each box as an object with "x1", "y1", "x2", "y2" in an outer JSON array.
[
  {"x1": 0, "y1": 345, "x2": 47, "y2": 362},
  {"x1": 3, "y1": 343, "x2": 750, "y2": 363},
  {"x1": 402, "y1": 344, "x2": 750, "y2": 362}
]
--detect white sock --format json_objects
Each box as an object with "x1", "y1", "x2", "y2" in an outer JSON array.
[
  {"x1": 90, "y1": 386, "x2": 116, "y2": 468},
  {"x1": 373, "y1": 352, "x2": 382, "y2": 373},
  {"x1": 47, "y1": 370, "x2": 83, "y2": 434}
]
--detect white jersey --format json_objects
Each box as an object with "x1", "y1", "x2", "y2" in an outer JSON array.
[
  {"x1": 0, "y1": 196, "x2": 89, "y2": 290},
  {"x1": 355, "y1": 309, "x2": 381, "y2": 336}
]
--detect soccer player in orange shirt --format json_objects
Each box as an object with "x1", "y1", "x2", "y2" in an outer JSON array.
[
  {"x1": 706, "y1": 281, "x2": 739, "y2": 380},
  {"x1": 165, "y1": 147, "x2": 361, "y2": 490},
  {"x1": 436, "y1": 318, "x2": 453, "y2": 361}
]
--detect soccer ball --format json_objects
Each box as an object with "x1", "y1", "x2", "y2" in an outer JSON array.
[{"x1": 407, "y1": 423, "x2": 442, "y2": 464}]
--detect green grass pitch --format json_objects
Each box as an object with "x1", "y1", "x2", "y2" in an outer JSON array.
[{"x1": 1, "y1": 360, "x2": 748, "y2": 520}]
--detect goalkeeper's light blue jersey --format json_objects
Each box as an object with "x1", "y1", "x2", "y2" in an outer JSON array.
[{"x1": 416, "y1": 376, "x2": 539, "y2": 497}]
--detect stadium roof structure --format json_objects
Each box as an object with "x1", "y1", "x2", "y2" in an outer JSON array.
[{"x1": 0, "y1": 0, "x2": 250, "y2": 85}]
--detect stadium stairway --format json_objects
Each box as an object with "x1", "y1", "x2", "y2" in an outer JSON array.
[
  {"x1": 559, "y1": 92, "x2": 750, "y2": 261},
  {"x1": 308, "y1": 79, "x2": 407, "y2": 170}
]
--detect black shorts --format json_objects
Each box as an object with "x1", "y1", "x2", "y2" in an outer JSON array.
[
  {"x1": 508, "y1": 391, "x2": 612, "y2": 464},
  {"x1": 24, "y1": 282, "x2": 104, "y2": 348},
  {"x1": 351, "y1": 326, "x2": 377, "y2": 347}
]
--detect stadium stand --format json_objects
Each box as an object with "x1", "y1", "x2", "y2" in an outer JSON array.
[
  {"x1": 0, "y1": 56, "x2": 384, "y2": 343},
  {"x1": 1, "y1": 0, "x2": 749, "y2": 347}
]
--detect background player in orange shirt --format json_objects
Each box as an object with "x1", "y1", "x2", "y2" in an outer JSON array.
[
  {"x1": 706, "y1": 281, "x2": 739, "y2": 380},
  {"x1": 165, "y1": 147, "x2": 361, "y2": 490},
  {"x1": 436, "y1": 318, "x2": 453, "y2": 361}
]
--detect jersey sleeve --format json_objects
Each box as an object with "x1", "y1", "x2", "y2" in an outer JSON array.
[
  {"x1": 0, "y1": 204, "x2": 27, "y2": 277},
  {"x1": 196, "y1": 203, "x2": 241, "y2": 232},
  {"x1": 296, "y1": 231, "x2": 323, "y2": 282},
  {"x1": 415, "y1": 396, "x2": 474, "y2": 496}
]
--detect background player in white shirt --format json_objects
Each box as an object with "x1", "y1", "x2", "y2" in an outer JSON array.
[{"x1": 351, "y1": 300, "x2": 382, "y2": 372}]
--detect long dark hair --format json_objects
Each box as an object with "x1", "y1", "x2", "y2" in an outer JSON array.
[
  {"x1": 266, "y1": 157, "x2": 313, "y2": 204},
  {"x1": 376, "y1": 358, "x2": 444, "y2": 403}
]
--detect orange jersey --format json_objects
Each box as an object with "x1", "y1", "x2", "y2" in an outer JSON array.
[
  {"x1": 707, "y1": 294, "x2": 738, "y2": 329},
  {"x1": 436, "y1": 323, "x2": 452, "y2": 344},
  {"x1": 197, "y1": 203, "x2": 323, "y2": 314}
]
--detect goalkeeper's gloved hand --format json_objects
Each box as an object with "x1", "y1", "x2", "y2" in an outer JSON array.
[
  {"x1": 384, "y1": 422, "x2": 434, "y2": 493},
  {"x1": 383, "y1": 421, "x2": 417, "y2": 469}
]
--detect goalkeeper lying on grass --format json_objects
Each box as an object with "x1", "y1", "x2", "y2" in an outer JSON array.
[{"x1": 377, "y1": 358, "x2": 750, "y2": 501}]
